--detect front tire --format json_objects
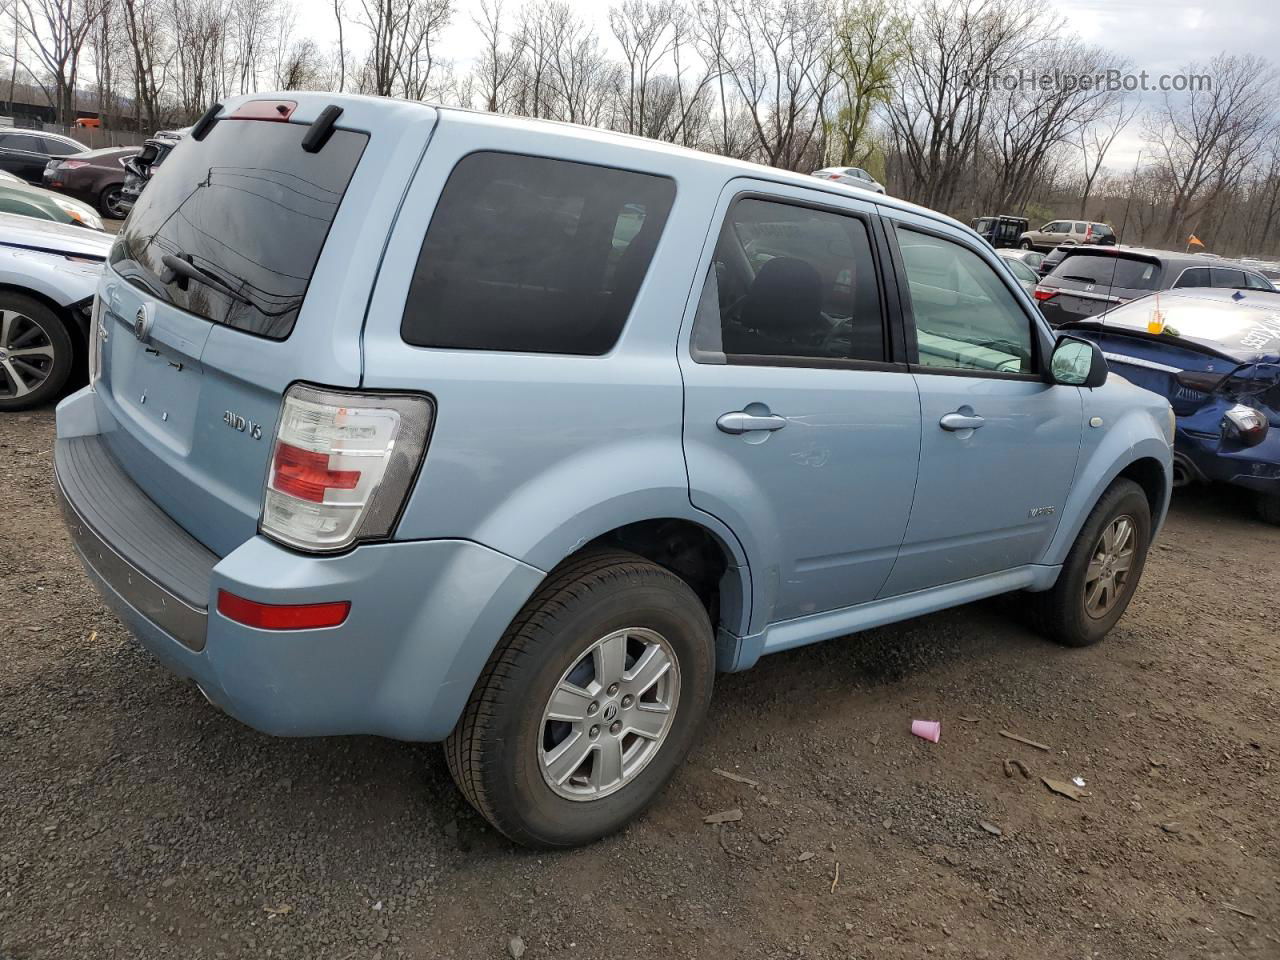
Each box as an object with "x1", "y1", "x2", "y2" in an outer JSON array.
[
  {"x1": 445, "y1": 550, "x2": 715, "y2": 848},
  {"x1": 1027, "y1": 479, "x2": 1152, "y2": 647},
  {"x1": 0, "y1": 294, "x2": 74, "y2": 411}
]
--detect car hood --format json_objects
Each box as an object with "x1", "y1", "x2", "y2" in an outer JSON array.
[{"x1": 0, "y1": 211, "x2": 113, "y2": 259}]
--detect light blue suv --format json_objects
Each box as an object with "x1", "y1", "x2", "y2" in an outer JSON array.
[{"x1": 55, "y1": 94, "x2": 1174, "y2": 847}]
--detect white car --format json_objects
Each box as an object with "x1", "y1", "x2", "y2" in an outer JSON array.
[
  {"x1": 0, "y1": 211, "x2": 110, "y2": 410},
  {"x1": 811, "y1": 166, "x2": 887, "y2": 195}
]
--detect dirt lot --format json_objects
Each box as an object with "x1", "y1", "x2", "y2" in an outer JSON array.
[{"x1": 1, "y1": 406, "x2": 1277, "y2": 960}]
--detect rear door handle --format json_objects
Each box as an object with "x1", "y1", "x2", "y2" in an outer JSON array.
[
  {"x1": 717, "y1": 411, "x2": 788, "y2": 434},
  {"x1": 939, "y1": 412, "x2": 985, "y2": 431}
]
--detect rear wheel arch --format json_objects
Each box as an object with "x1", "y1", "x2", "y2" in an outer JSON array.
[{"x1": 568, "y1": 516, "x2": 751, "y2": 642}]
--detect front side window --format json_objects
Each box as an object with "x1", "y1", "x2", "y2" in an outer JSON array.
[
  {"x1": 690, "y1": 197, "x2": 885, "y2": 365},
  {"x1": 401, "y1": 152, "x2": 674, "y2": 356},
  {"x1": 896, "y1": 228, "x2": 1034, "y2": 375},
  {"x1": 1245, "y1": 272, "x2": 1274, "y2": 291}
]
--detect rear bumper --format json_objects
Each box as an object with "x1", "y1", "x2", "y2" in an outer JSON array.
[
  {"x1": 54, "y1": 389, "x2": 545, "y2": 741},
  {"x1": 1176, "y1": 424, "x2": 1280, "y2": 495}
]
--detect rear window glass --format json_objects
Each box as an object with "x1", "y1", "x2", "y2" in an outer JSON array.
[
  {"x1": 1052, "y1": 253, "x2": 1160, "y2": 290},
  {"x1": 1091, "y1": 223, "x2": 1114, "y2": 237},
  {"x1": 110, "y1": 119, "x2": 368, "y2": 339},
  {"x1": 401, "y1": 152, "x2": 675, "y2": 355}
]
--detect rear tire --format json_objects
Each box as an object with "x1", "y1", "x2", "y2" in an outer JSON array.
[
  {"x1": 98, "y1": 184, "x2": 127, "y2": 219},
  {"x1": 1020, "y1": 239, "x2": 1034, "y2": 250},
  {"x1": 1256, "y1": 493, "x2": 1280, "y2": 526},
  {"x1": 1027, "y1": 479, "x2": 1151, "y2": 647},
  {"x1": 0, "y1": 293, "x2": 74, "y2": 412},
  {"x1": 445, "y1": 549, "x2": 715, "y2": 848}
]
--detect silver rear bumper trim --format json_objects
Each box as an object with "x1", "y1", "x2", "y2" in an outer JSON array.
[{"x1": 55, "y1": 471, "x2": 209, "y2": 652}]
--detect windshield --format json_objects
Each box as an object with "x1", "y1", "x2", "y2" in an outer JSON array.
[{"x1": 110, "y1": 119, "x2": 367, "y2": 339}]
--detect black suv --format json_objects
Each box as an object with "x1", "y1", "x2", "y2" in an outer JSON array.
[{"x1": 1034, "y1": 247, "x2": 1277, "y2": 325}]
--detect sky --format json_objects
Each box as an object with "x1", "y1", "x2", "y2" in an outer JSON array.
[{"x1": 289, "y1": 0, "x2": 1280, "y2": 169}]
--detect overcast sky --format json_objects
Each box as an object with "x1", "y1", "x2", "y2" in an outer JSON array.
[{"x1": 290, "y1": 0, "x2": 1280, "y2": 168}]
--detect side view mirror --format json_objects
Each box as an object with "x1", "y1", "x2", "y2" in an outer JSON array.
[{"x1": 1050, "y1": 335, "x2": 1108, "y2": 388}]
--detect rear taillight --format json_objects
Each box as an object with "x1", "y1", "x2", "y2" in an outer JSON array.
[
  {"x1": 60, "y1": 160, "x2": 90, "y2": 170},
  {"x1": 1033, "y1": 287, "x2": 1058, "y2": 302},
  {"x1": 260, "y1": 384, "x2": 433, "y2": 552}
]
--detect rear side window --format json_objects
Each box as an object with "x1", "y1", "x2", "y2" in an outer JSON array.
[
  {"x1": 1073, "y1": 222, "x2": 1087, "y2": 233},
  {"x1": 111, "y1": 119, "x2": 368, "y2": 339},
  {"x1": 401, "y1": 152, "x2": 675, "y2": 355},
  {"x1": 690, "y1": 197, "x2": 885, "y2": 365},
  {"x1": 1052, "y1": 253, "x2": 1160, "y2": 290},
  {"x1": 1174, "y1": 266, "x2": 1210, "y2": 288},
  {"x1": 42, "y1": 138, "x2": 79, "y2": 156},
  {"x1": 1211, "y1": 268, "x2": 1247, "y2": 289}
]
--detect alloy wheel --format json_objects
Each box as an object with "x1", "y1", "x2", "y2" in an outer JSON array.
[
  {"x1": 1083, "y1": 514, "x2": 1136, "y2": 618},
  {"x1": 0, "y1": 309, "x2": 56, "y2": 401},
  {"x1": 539, "y1": 627, "x2": 680, "y2": 801}
]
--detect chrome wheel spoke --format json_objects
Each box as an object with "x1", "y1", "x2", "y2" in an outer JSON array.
[
  {"x1": 626, "y1": 705, "x2": 669, "y2": 740},
  {"x1": 546, "y1": 681, "x2": 594, "y2": 723},
  {"x1": 592, "y1": 737, "x2": 624, "y2": 790},
  {"x1": 543, "y1": 731, "x2": 592, "y2": 786},
  {"x1": 624, "y1": 644, "x2": 672, "y2": 697},
  {"x1": 1112, "y1": 552, "x2": 1133, "y2": 574},
  {"x1": 1, "y1": 359, "x2": 31, "y2": 396},
  {"x1": 0, "y1": 310, "x2": 14, "y2": 348},
  {"x1": 10, "y1": 343, "x2": 53, "y2": 359},
  {"x1": 1085, "y1": 556, "x2": 1105, "y2": 582},
  {"x1": 593, "y1": 632, "x2": 627, "y2": 687}
]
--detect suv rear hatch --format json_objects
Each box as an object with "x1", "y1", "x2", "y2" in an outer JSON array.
[
  {"x1": 1036, "y1": 249, "x2": 1162, "y2": 326},
  {"x1": 96, "y1": 96, "x2": 437, "y2": 556}
]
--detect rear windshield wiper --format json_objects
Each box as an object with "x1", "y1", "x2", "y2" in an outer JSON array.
[{"x1": 161, "y1": 253, "x2": 253, "y2": 306}]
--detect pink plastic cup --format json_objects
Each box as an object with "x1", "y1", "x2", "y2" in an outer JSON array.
[{"x1": 911, "y1": 720, "x2": 941, "y2": 743}]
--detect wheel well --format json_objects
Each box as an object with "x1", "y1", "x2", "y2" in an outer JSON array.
[
  {"x1": 1117, "y1": 457, "x2": 1167, "y2": 520},
  {"x1": 0, "y1": 284, "x2": 83, "y2": 343},
  {"x1": 584, "y1": 519, "x2": 744, "y2": 636}
]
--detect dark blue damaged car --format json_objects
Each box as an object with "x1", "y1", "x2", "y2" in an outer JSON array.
[{"x1": 1063, "y1": 288, "x2": 1280, "y2": 524}]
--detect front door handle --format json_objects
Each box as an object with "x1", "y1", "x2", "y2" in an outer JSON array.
[
  {"x1": 939, "y1": 412, "x2": 985, "y2": 431},
  {"x1": 717, "y1": 410, "x2": 788, "y2": 434}
]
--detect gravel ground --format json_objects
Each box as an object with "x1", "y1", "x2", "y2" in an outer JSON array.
[{"x1": 2, "y1": 406, "x2": 1278, "y2": 959}]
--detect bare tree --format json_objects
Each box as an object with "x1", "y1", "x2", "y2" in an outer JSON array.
[
  {"x1": 1146, "y1": 53, "x2": 1280, "y2": 246},
  {"x1": 471, "y1": 0, "x2": 523, "y2": 111},
  {"x1": 609, "y1": 0, "x2": 678, "y2": 136},
  {"x1": 981, "y1": 37, "x2": 1126, "y2": 213},
  {"x1": 706, "y1": 0, "x2": 837, "y2": 170},
  {"x1": 17, "y1": 0, "x2": 105, "y2": 122},
  {"x1": 356, "y1": 0, "x2": 452, "y2": 99},
  {"x1": 885, "y1": 0, "x2": 1040, "y2": 211},
  {"x1": 1078, "y1": 95, "x2": 1136, "y2": 218}
]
